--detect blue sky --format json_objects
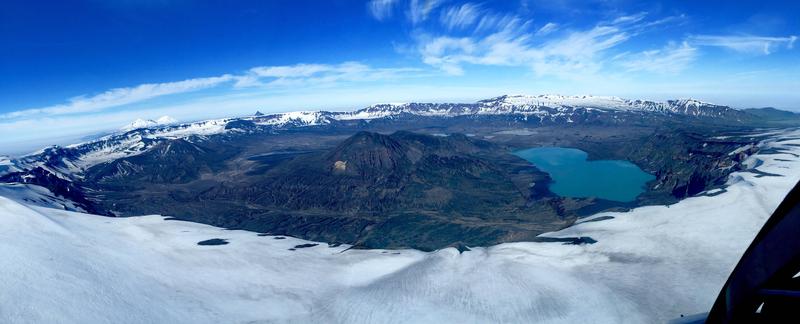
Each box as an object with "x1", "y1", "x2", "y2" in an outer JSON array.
[{"x1": 1, "y1": 0, "x2": 798, "y2": 154}]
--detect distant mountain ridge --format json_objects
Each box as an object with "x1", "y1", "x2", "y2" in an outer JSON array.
[
  {"x1": 0, "y1": 94, "x2": 789, "y2": 181},
  {"x1": 345, "y1": 95, "x2": 750, "y2": 120},
  {"x1": 743, "y1": 107, "x2": 800, "y2": 119}
]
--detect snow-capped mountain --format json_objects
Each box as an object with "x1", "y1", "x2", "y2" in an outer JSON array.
[
  {"x1": 0, "y1": 95, "x2": 764, "y2": 180},
  {"x1": 0, "y1": 156, "x2": 21, "y2": 175},
  {"x1": 121, "y1": 116, "x2": 178, "y2": 131},
  {"x1": 346, "y1": 95, "x2": 748, "y2": 120},
  {"x1": 8, "y1": 118, "x2": 231, "y2": 177},
  {"x1": 253, "y1": 111, "x2": 333, "y2": 127}
]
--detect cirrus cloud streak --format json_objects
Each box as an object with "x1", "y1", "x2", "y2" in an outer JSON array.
[
  {"x1": 689, "y1": 35, "x2": 798, "y2": 55},
  {"x1": 2, "y1": 62, "x2": 423, "y2": 121}
]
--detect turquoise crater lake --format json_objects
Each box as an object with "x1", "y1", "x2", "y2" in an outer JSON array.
[{"x1": 514, "y1": 147, "x2": 655, "y2": 202}]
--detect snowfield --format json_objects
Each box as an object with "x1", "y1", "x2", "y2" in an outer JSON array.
[
  {"x1": 1, "y1": 128, "x2": 799, "y2": 323},
  {"x1": 121, "y1": 116, "x2": 178, "y2": 131}
]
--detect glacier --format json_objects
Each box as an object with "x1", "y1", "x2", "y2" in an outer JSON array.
[{"x1": 1, "y1": 128, "x2": 799, "y2": 323}]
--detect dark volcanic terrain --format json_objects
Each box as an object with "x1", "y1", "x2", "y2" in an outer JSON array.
[{"x1": 85, "y1": 131, "x2": 567, "y2": 250}]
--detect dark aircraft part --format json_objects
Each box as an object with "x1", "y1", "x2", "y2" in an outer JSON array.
[{"x1": 706, "y1": 180, "x2": 800, "y2": 323}]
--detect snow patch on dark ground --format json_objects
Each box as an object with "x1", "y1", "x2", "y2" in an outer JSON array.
[{"x1": 1, "y1": 129, "x2": 799, "y2": 323}]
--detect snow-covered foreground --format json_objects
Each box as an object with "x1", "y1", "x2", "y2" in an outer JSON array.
[{"x1": 1, "y1": 129, "x2": 799, "y2": 324}]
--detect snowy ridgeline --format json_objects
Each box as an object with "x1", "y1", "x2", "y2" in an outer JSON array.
[
  {"x1": 0, "y1": 94, "x2": 747, "y2": 178},
  {"x1": 1, "y1": 129, "x2": 799, "y2": 323}
]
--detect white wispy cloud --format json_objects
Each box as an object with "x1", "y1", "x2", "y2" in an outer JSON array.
[
  {"x1": 535, "y1": 22, "x2": 558, "y2": 36},
  {"x1": 689, "y1": 35, "x2": 797, "y2": 55},
  {"x1": 1, "y1": 75, "x2": 235, "y2": 120},
  {"x1": 408, "y1": 0, "x2": 445, "y2": 24},
  {"x1": 250, "y1": 64, "x2": 332, "y2": 78},
  {"x1": 611, "y1": 12, "x2": 648, "y2": 25},
  {"x1": 418, "y1": 11, "x2": 643, "y2": 78},
  {"x1": 2, "y1": 62, "x2": 422, "y2": 121},
  {"x1": 364, "y1": 1, "x2": 693, "y2": 80},
  {"x1": 474, "y1": 12, "x2": 523, "y2": 33},
  {"x1": 531, "y1": 25, "x2": 630, "y2": 77},
  {"x1": 419, "y1": 36, "x2": 477, "y2": 75},
  {"x1": 618, "y1": 42, "x2": 697, "y2": 74},
  {"x1": 234, "y1": 63, "x2": 333, "y2": 87},
  {"x1": 408, "y1": 6, "x2": 696, "y2": 80},
  {"x1": 368, "y1": 0, "x2": 399, "y2": 21},
  {"x1": 440, "y1": 3, "x2": 481, "y2": 30},
  {"x1": 236, "y1": 62, "x2": 423, "y2": 88}
]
